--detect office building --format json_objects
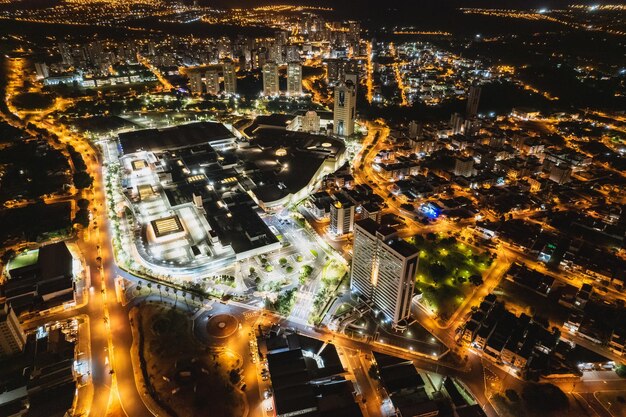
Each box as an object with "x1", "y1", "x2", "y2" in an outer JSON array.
[
  {"x1": 262, "y1": 61, "x2": 279, "y2": 96},
  {"x1": 454, "y1": 157, "x2": 474, "y2": 177},
  {"x1": 205, "y1": 69, "x2": 220, "y2": 95},
  {"x1": 450, "y1": 113, "x2": 464, "y2": 135},
  {"x1": 223, "y1": 62, "x2": 237, "y2": 95},
  {"x1": 287, "y1": 62, "x2": 302, "y2": 96},
  {"x1": 0, "y1": 299, "x2": 26, "y2": 356},
  {"x1": 333, "y1": 81, "x2": 356, "y2": 137},
  {"x1": 34, "y1": 62, "x2": 49, "y2": 80},
  {"x1": 350, "y1": 219, "x2": 419, "y2": 329},
  {"x1": 466, "y1": 85, "x2": 481, "y2": 118},
  {"x1": 188, "y1": 71, "x2": 203, "y2": 95},
  {"x1": 330, "y1": 194, "x2": 355, "y2": 236},
  {"x1": 549, "y1": 164, "x2": 572, "y2": 184},
  {"x1": 408, "y1": 121, "x2": 421, "y2": 139}
]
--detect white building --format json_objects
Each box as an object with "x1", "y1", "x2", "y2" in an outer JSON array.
[
  {"x1": 188, "y1": 71, "x2": 203, "y2": 95},
  {"x1": 0, "y1": 299, "x2": 26, "y2": 357},
  {"x1": 223, "y1": 62, "x2": 237, "y2": 95},
  {"x1": 262, "y1": 61, "x2": 280, "y2": 96},
  {"x1": 287, "y1": 62, "x2": 303, "y2": 96},
  {"x1": 333, "y1": 81, "x2": 356, "y2": 136},
  {"x1": 205, "y1": 70, "x2": 220, "y2": 96},
  {"x1": 350, "y1": 219, "x2": 419, "y2": 330},
  {"x1": 330, "y1": 198, "x2": 355, "y2": 236}
]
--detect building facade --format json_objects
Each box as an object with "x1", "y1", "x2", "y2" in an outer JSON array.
[
  {"x1": 330, "y1": 199, "x2": 355, "y2": 236},
  {"x1": 223, "y1": 62, "x2": 237, "y2": 95},
  {"x1": 0, "y1": 299, "x2": 26, "y2": 357},
  {"x1": 205, "y1": 70, "x2": 220, "y2": 95},
  {"x1": 333, "y1": 81, "x2": 356, "y2": 137},
  {"x1": 350, "y1": 219, "x2": 419, "y2": 329},
  {"x1": 287, "y1": 62, "x2": 302, "y2": 96},
  {"x1": 262, "y1": 61, "x2": 280, "y2": 96}
]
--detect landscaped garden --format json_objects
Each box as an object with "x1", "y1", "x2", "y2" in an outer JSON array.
[{"x1": 408, "y1": 233, "x2": 495, "y2": 322}]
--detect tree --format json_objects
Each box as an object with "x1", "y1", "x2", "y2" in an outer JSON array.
[
  {"x1": 368, "y1": 364, "x2": 379, "y2": 380},
  {"x1": 469, "y1": 274, "x2": 484, "y2": 287},
  {"x1": 229, "y1": 369, "x2": 241, "y2": 385},
  {"x1": 249, "y1": 266, "x2": 255, "y2": 275},
  {"x1": 73, "y1": 209, "x2": 90, "y2": 228},
  {"x1": 1, "y1": 249, "x2": 16, "y2": 264},
  {"x1": 279, "y1": 257, "x2": 287, "y2": 265},
  {"x1": 77, "y1": 198, "x2": 90, "y2": 210},
  {"x1": 73, "y1": 171, "x2": 94, "y2": 189}
]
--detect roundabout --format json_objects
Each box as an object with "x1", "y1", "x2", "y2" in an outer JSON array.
[{"x1": 206, "y1": 314, "x2": 239, "y2": 338}]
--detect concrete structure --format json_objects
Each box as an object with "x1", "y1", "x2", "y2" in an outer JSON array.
[
  {"x1": 262, "y1": 61, "x2": 279, "y2": 96},
  {"x1": 286, "y1": 62, "x2": 302, "y2": 96},
  {"x1": 350, "y1": 219, "x2": 419, "y2": 329},
  {"x1": 188, "y1": 71, "x2": 203, "y2": 95},
  {"x1": 300, "y1": 111, "x2": 321, "y2": 133},
  {"x1": 205, "y1": 69, "x2": 220, "y2": 96},
  {"x1": 333, "y1": 81, "x2": 356, "y2": 137},
  {"x1": 34, "y1": 62, "x2": 49, "y2": 80},
  {"x1": 454, "y1": 157, "x2": 475, "y2": 178},
  {"x1": 222, "y1": 61, "x2": 237, "y2": 95},
  {"x1": 330, "y1": 195, "x2": 355, "y2": 236},
  {"x1": 466, "y1": 84, "x2": 481, "y2": 118},
  {"x1": 0, "y1": 299, "x2": 26, "y2": 356},
  {"x1": 549, "y1": 164, "x2": 572, "y2": 184}
]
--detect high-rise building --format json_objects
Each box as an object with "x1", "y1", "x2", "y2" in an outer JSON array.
[
  {"x1": 188, "y1": 72, "x2": 203, "y2": 95},
  {"x1": 549, "y1": 164, "x2": 571, "y2": 184},
  {"x1": 454, "y1": 157, "x2": 475, "y2": 177},
  {"x1": 333, "y1": 81, "x2": 356, "y2": 137},
  {"x1": 350, "y1": 219, "x2": 419, "y2": 329},
  {"x1": 450, "y1": 113, "x2": 464, "y2": 135},
  {"x1": 0, "y1": 299, "x2": 26, "y2": 357},
  {"x1": 408, "y1": 121, "x2": 421, "y2": 139},
  {"x1": 222, "y1": 62, "x2": 237, "y2": 95},
  {"x1": 34, "y1": 62, "x2": 49, "y2": 80},
  {"x1": 58, "y1": 42, "x2": 72, "y2": 65},
  {"x1": 330, "y1": 194, "x2": 355, "y2": 236},
  {"x1": 466, "y1": 84, "x2": 481, "y2": 118},
  {"x1": 205, "y1": 70, "x2": 220, "y2": 95},
  {"x1": 287, "y1": 62, "x2": 303, "y2": 96},
  {"x1": 262, "y1": 61, "x2": 279, "y2": 96}
]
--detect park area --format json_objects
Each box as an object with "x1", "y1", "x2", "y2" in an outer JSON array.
[
  {"x1": 408, "y1": 234, "x2": 494, "y2": 322},
  {"x1": 135, "y1": 303, "x2": 245, "y2": 417}
]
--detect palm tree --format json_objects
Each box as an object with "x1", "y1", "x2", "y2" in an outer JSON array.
[
  {"x1": 147, "y1": 282, "x2": 152, "y2": 295},
  {"x1": 172, "y1": 288, "x2": 178, "y2": 305},
  {"x1": 157, "y1": 284, "x2": 162, "y2": 302}
]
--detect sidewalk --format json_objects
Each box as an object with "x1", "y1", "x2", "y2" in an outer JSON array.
[{"x1": 71, "y1": 314, "x2": 94, "y2": 417}]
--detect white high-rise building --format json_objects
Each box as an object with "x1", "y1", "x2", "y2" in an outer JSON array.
[
  {"x1": 205, "y1": 70, "x2": 220, "y2": 96},
  {"x1": 0, "y1": 299, "x2": 26, "y2": 357},
  {"x1": 350, "y1": 219, "x2": 419, "y2": 329},
  {"x1": 188, "y1": 72, "x2": 203, "y2": 95},
  {"x1": 262, "y1": 61, "x2": 279, "y2": 96},
  {"x1": 34, "y1": 62, "x2": 49, "y2": 80},
  {"x1": 222, "y1": 62, "x2": 237, "y2": 95},
  {"x1": 330, "y1": 195, "x2": 355, "y2": 236},
  {"x1": 333, "y1": 80, "x2": 356, "y2": 137},
  {"x1": 287, "y1": 62, "x2": 303, "y2": 96}
]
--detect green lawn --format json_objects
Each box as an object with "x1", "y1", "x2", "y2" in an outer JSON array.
[
  {"x1": 7, "y1": 249, "x2": 39, "y2": 271},
  {"x1": 409, "y1": 234, "x2": 493, "y2": 321}
]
